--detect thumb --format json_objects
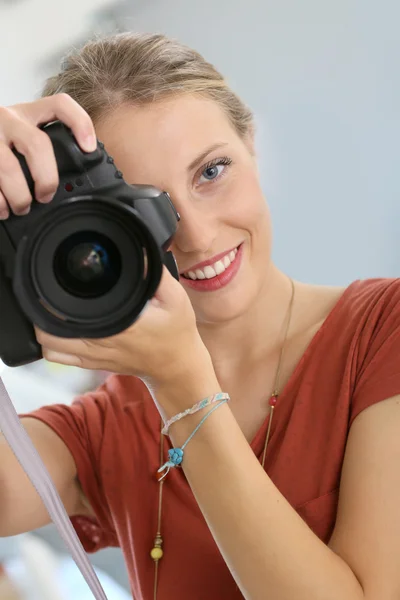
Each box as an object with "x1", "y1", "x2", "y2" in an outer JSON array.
[{"x1": 152, "y1": 266, "x2": 183, "y2": 306}]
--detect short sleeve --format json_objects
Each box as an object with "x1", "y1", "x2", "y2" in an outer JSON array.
[
  {"x1": 19, "y1": 382, "x2": 119, "y2": 552},
  {"x1": 350, "y1": 279, "x2": 400, "y2": 427}
]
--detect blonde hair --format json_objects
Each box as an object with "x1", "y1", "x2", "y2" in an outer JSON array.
[{"x1": 41, "y1": 32, "x2": 254, "y2": 137}]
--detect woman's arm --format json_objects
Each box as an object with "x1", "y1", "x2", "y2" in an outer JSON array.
[{"x1": 156, "y1": 370, "x2": 400, "y2": 600}]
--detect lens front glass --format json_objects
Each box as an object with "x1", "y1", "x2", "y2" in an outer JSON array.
[{"x1": 54, "y1": 231, "x2": 121, "y2": 298}]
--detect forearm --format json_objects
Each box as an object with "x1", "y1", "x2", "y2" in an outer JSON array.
[{"x1": 156, "y1": 374, "x2": 365, "y2": 600}]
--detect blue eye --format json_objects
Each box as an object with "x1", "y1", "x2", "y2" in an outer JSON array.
[
  {"x1": 198, "y1": 157, "x2": 232, "y2": 184},
  {"x1": 200, "y1": 164, "x2": 225, "y2": 182}
]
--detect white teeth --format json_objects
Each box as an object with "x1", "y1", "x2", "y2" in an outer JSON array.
[
  {"x1": 214, "y1": 260, "x2": 226, "y2": 275},
  {"x1": 203, "y1": 265, "x2": 217, "y2": 279},
  {"x1": 183, "y1": 245, "x2": 240, "y2": 280}
]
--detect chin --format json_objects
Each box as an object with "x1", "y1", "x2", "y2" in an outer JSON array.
[{"x1": 192, "y1": 276, "x2": 260, "y2": 325}]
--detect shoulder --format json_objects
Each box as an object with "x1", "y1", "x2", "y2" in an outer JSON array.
[
  {"x1": 341, "y1": 277, "x2": 400, "y2": 316},
  {"x1": 319, "y1": 277, "x2": 400, "y2": 378},
  {"x1": 290, "y1": 277, "x2": 399, "y2": 366},
  {"x1": 293, "y1": 278, "x2": 400, "y2": 421},
  {"x1": 312, "y1": 277, "x2": 400, "y2": 344},
  {"x1": 337, "y1": 277, "x2": 400, "y2": 351},
  {"x1": 318, "y1": 277, "x2": 399, "y2": 320}
]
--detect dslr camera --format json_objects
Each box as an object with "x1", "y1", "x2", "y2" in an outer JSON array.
[{"x1": 0, "y1": 122, "x2": 180, "y2": 367}]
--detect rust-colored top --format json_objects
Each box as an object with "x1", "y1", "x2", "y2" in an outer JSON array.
[{"x1": 24, "y1": 278, "x2": 400, "y2": 600}]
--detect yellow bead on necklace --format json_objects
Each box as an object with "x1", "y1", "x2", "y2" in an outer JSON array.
[{"x1": 150, "y1": 531, "x2": 164, "y2": 562}]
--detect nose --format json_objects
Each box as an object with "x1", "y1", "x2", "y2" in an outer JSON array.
[{"x1": 171, "y1": 203, "x2": 217, "y2": 257}]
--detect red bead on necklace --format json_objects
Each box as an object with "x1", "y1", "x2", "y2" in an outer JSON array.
[{"x1": 269, "y1": 393, "x2": 278, "y2": 407}]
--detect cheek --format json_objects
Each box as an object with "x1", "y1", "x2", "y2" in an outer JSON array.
[{"x1": 226, "y1": 172, "x2": 270, "y2": 230}]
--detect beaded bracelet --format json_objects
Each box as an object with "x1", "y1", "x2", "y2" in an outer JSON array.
[
  {"x1": 161, "y1": 392, "x2": 230, "y2": 435},
  {"x1": 157, "y1": 398, "x2": 228, "y2": 481}
]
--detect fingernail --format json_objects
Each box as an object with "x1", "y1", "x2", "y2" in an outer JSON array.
[
  {"x1": 82, "y1": 135, "x2": 97, "y2": 153},
  {"x1": 37, "y1": 193, "x2": 54, "y2": 203}
]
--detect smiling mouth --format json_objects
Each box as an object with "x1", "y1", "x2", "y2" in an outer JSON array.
[{"x1": 182, "y1": 246, "x2": 240, "y2": 281}]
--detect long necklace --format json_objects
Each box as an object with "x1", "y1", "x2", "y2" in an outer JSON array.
[{"x1": 151, "y1": 278, "x2": 296, "y2": 600}]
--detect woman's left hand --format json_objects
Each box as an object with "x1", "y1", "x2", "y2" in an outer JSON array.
[{"x1": 35, "y1": 266, "x2": 213, "y2": 389}]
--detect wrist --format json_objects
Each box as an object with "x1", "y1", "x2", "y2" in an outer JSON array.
[
  {"x1": 153, "y1": 359, "x2": 222, "y2": 421},
  {"x1": 153, "y1": 338, "x2": 214, "y2": 389}
]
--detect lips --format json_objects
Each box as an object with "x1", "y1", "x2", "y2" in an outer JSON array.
[
  {"x1": 180, "y1": 244, "x2": 242, "y2": 276},
  {"x1": 179, "y1": 242, "x2": 244, "y2": 292}
]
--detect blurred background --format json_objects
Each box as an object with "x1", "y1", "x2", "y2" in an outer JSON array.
[{"x1": 0, "y1": 0, "x2": 399, "y2": 597}]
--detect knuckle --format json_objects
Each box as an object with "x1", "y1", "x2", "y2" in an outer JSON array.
[
  {"x1": 0, "y1": 106, "x2": 10, "y2": 123},
  {"x1": 55, "y1": 92, "x2": 74, "y2": 107},
  {"x1": 0, "y1": 105, "x2": 12, "y2": 122},
  {"x1": 57, "y1": 93, "x2": 92, "y2": 124},
  {"x1": 0, "y1": 106, "x2": 18, "y2": 136}
]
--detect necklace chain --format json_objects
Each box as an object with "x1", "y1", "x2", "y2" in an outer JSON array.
[
  {"x1": 152, "y1": 277, "x2": 296, "y2": 600},
  {"x1": 261, "y1": 277, "x2": 295, "y2": 468}
]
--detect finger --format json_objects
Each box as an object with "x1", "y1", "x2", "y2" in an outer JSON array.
[
  {"x1": 0, "y1": 141, "x2": 32, "y2": 215},
  {"x1": 0, "y1": 106, "x2": 58, "y2": 210},
  {"x1": 10, "y1": 124, "x2": 59, "y2": 203},
  {"x1": 42, "y1": 348, "x2": 108, "y2": 372},
  {"x1": 15, "y1": 94, "x2": 97, "y2": 153},
  {"x1": 153, "y1": 265, "x2": 184, "y2": 306},
  {"x1": 35, "y1": 327, "x2": 90, "y2": 356},
  {"x1": 42, "y1": 348, "x2": 82, "y2": 367}
]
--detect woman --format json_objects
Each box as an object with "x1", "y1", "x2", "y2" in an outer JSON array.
[{"x1": 0, "y1": 32, "x2": 399, "y2": 600}]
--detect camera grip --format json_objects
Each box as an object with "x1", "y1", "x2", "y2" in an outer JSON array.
[
  {"x1": 0, "y1": 264, "x2": 42, "y2": 366},
  {"x1": 12, "y1": 121, "x2": 104, "y2": 201}
]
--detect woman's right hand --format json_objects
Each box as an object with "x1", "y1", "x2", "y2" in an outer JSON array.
[{"x1": 0, "y1": 94, "x2": 97, "y2": 220}]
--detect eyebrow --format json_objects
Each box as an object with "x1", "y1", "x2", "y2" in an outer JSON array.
[{"x1": 187, "y1": 142, "x2": 229, "y2": 172}]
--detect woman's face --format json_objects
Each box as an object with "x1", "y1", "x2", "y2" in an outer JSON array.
[{"x1": 95, "y1": 94, "x2": 272, "y2": 325}]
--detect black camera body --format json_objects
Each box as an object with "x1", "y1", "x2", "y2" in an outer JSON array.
[{"x1": 0, "y1": 122, "x2": 180, "y2": 367}]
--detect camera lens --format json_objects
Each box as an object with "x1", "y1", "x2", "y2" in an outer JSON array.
[
  {"x1": 17, "y1": 196, "x2": 167, "y2": 339},
  {"x1": 54, "y1": 231, "x2": 121, "y2": 298}
]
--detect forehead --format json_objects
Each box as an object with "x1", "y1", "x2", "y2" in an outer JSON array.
[{"x1": 95, "y1": 94, "x2": 236, "y2": 166}]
